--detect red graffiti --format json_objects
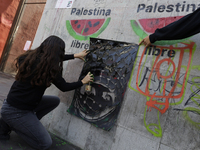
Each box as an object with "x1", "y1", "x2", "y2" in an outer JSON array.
[{"x1": 136, "y1": 42, "x2": 194, "y2": 114}]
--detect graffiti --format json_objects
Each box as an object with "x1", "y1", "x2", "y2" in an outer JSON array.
[
  {"x1": 174, "y1": 67, "x2": 200, "y2": 130},
  {"x1": 129, "y1": 15, "x2": 200, "y2": 137},
  {"x1": 71, "y1": 40, "x2": 90, "y2": 49},
  {"x1": 129, "y1": 41, "x2": 196, "y2": 137},
  {"x1": 50, "y1": 133, "x2": 67, "y2": 147},
  {"x1": 70, "y1": 8, "x2": 111, "y2": 16},
  {"x1": 144, "y1": 104, "x2": 162, "y2": 137},
  {"x1": 144, "y1": 46, "x2": 176, "y2": 57},
  {"x1": 66, "y1": 18, "x2": 111, "y2": 41},
  {"x1": 130, "y1": 18, "x2": 191, "y2": 46},
  {"x1": 137, "y1": 2, "x2": 198, "y2": 13},
  {"x1": 136, "y1": 42, "x2": 194, "y2": 114},
  {"x1": 68, "y1": 38, "x2": 138, "y2": 130}
]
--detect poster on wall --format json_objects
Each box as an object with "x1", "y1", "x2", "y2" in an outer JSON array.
[
  {"x1": 23, "y1": 41, "x2": 32, "y2": 51},
  {"x1": 55, "y1": 0, "x2": 74, "y2": 8},
  {"x1": 68, "y1": 38, "x2": 139, "y2": 130}
]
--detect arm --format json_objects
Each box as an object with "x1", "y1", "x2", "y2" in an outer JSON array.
[
  {"x1": 139, "y1": 8, "x2": 200, "y2": 47},
  {"x1": 63, "y1": 49, "x2": 89, "y2": 61},
  {"x1": 63, "y1": 54, "x2": 74, "y2": 61},
  {"x1": 53, "y1": 74, "x2": 83, "y2": 92},
  {"x1": 53, "y1": 72, "x2": 94, "y2": 92},
  {"x1": 150, "y1": 8, "x2": 200, "y2": 43}
]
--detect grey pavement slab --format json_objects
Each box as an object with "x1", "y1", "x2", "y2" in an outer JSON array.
[{"x1": 0, "y1": 132, "x2": 82, "y2": 150}]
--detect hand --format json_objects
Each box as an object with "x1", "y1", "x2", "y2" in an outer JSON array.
[
  {"x1": 81, "y1": 72, "x2": 94, "y2": 84},
  {"x1": 139, "y1": 36, "x2": 151, "y2": 47},
  {"x1": 74, "y1": 49, "x2": 89, "y2": 61}
]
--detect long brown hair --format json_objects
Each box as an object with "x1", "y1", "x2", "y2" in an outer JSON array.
[{"x1": 15, "y1": 35, "x2": 65, "y2": 87}]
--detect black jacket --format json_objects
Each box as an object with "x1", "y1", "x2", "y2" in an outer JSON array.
[
  {"x1": 6, "y1": 54, "x2": 83, "y2": 110},
  {"x1": 150, "y1": 8, "x2": 200, "y2": 43}
]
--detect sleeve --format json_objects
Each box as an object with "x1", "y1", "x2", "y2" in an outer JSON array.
[
  {"x1": 63, "y1": 54, "x2": 74, "y2": 61},
  {"x1": 149, "y1": 8, "x2": 200, "y2": 43},
  {"x1": 52, "y1": 73, "x2": 83, "y2": 92}
]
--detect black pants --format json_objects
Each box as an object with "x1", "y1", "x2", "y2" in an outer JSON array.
[{"x1": 1, "y1": 95, "x2": 60, "y2": 150}]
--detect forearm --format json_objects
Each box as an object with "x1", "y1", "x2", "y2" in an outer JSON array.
[
  {"x1": 56, "y1": 81, "x2": 83, "y2": 92},
  {"x1": 53, "y1": 75, "x2": 83, "y2": 92},
  {"x1": 63, "y1": 54, "x2": 74, "y2": 61},
  {"x1": 150, "y1": 8, "x2": 200, "y2": 43}
]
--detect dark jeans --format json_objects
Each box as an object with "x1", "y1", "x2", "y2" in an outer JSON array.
[{"x1": 0, "y1": 95, "x2": 60, "y2": 150}]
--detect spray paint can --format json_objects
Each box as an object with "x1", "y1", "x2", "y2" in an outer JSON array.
[
  {"x1": 85, "y1": 72, "x2": 94, "y2": 94},
  {"x1": 85, "y1": 82, "x2": 92, "y2": 92}
]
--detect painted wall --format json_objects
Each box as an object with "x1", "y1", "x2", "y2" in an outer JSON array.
[{"x1": 32, "y1": 0, "x2": 200, "y2": 149}]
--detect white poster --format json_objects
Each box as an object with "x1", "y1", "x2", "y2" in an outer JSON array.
[
  {"x1": 55, "y1": 0, "x2": 74, "y2": 8},
  {"x1": 23, "y1": 41, "x2": 32, "y2": 51}
]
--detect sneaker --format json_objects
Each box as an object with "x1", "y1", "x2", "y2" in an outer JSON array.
[{"x1": 0, "y1": 118, "x2": 11, "y2": 140}]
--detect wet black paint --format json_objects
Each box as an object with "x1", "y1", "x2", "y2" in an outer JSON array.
[{"x1": 68, "y1": 38, "x2": 138, "y2": 131}]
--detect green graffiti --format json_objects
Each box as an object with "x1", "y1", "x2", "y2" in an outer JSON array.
[
  {"x1": 182, "y1": 67, "x2": 200, "y2": 130},
  {"x1": 50, "y1": 133, "x2": 67, "y2": 147},
  {"x1": 144, "y1": 105, "x2": 162, "y2": 137},
  {"x1": 187, "y1": 76, "x2": 200, "y2": 107},
  {"x1": 66, "y1": 18, "x2": 111, "y2": 41},
  {"x1": 130, "y1": 20, "x2": 190, "y2": 45},
  {"x1": 170, "y1": 42, "x2": 196, "y2": 106},
  {"x1": 128, "y1": 36, "x2": 197, "y2": 137},
  {"x1": 183, "y1": 107, "x2": 200, "y2": 130}
]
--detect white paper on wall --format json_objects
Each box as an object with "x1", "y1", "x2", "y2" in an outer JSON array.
[
  {"x1": 55, "y1": 0, "x2": 74, "y2": 8},
  {"x1": 23, "y1": 40, "x2": 32, "y2": 51}
]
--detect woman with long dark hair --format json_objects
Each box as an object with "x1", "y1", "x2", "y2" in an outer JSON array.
[{"x1": 0, "y1": 35, "x2": 93, "y2": 150}]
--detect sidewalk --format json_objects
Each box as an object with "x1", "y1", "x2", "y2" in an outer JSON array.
[{"x1": 0, "y1": 71, "x2": 82, "y2": 150}]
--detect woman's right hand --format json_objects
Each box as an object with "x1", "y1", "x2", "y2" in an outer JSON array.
[{"x1": 81, "y1": 72, "x2": 94, "y2": 84}]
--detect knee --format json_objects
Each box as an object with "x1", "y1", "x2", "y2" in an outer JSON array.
[
  {"x1": 49, "y1": 96, "x2": 60, "y2": 105},
  {"x1": 39, "y1": 137, "x2": 52, "y2": 150},
  {"x1": 54, "y1": 96, "x2": 60, "y2": 107},
  {"x1": 56, "y1": 97, "x2": 60, "y2": 104}
]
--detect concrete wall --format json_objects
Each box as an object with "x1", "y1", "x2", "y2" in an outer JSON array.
[{"x1": 32, "y1": 0, "x2": 200, "y2": 149}]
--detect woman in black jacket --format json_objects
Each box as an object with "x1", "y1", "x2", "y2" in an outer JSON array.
[{"x1": 0, "y1": 35, "x2": 93, "y2": 150}]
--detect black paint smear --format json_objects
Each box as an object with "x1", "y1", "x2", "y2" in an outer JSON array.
[
  {"x1": 174, "y1": 108, "x2": 200, "y2": 115},
  {"x1": 68, "y1": 38, "x2": 139, "y2": 131},
  {"x1": 185, "y1": 88, "x2": 200, "y2": 106}
]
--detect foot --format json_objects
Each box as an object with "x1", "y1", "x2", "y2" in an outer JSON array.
[{"x1": 0, "y1": 118, "x2": 11, "y2": 140}]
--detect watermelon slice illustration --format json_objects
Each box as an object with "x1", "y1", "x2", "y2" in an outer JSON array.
[
  {"x1": 66, "y1": 18, "x2": 111, "y2": 41},
  {"x1": 131, "y1": 16, "x2": 191, "y2": 45}
]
